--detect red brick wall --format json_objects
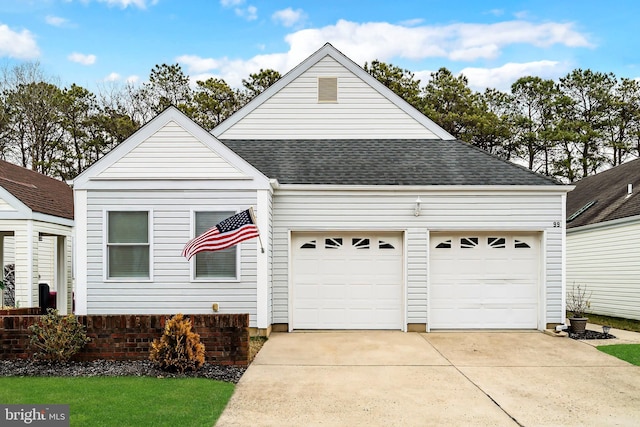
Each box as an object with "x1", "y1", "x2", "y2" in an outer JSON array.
[{"x1": 0, "y1": 314, "x2": 249, "y2": 366}]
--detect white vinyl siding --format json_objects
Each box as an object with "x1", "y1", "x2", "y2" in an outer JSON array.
[
  {"x1": 0, "y1": 198, "x2": 16, "y2": 211},
  {"x1": 217, "y1": 56, "x2": 440, "y2": 140},
  {"x1": 566, "y1": 218, "x2": 640, "y2": 321},
  {"x1": 272, "y1": 190, "x2": 565, "y2": 328},
  {"x1": 96, "y1": 121, "x2": 247, "y2": 180},
  {"x1": 85, "y1": 190, "x2": 260, "y2": 325}
]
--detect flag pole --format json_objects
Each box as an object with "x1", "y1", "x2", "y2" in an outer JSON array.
[{"x1": 249, "y1": 207, "x2": 265, "y2": 254}]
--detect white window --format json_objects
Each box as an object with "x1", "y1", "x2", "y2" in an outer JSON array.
[
  {"x1": 106, "y1": 211, "x2": 150, "y2": 279},
  {"x1": 193, "y1": 211, "x2": 239, "y2": 280}
]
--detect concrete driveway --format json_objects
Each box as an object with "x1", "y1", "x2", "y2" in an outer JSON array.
[{"x1": 216, "y1": 331, "x2": 640, "y2": 426}]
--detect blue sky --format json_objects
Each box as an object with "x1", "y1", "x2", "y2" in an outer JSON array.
[{"x1": 1, "y1": 0, "x2": 638, "y2": 92}]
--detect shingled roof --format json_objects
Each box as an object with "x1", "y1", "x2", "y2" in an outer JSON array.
[
  {"x1": 222, "y1": 139, "x2": 560, "y2": 186},
  {"x1": 566, "y1": 158, "x2": 640, "y2": 229},
  {"x1": 0, "y1": 160, "x2": 73, "y2": 220}
]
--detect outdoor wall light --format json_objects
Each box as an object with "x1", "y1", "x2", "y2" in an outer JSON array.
[
  {"x1": 602, "y1": 325, "x2": 611, "y2": 336},
  {"x1": 414, "y1": 197, "x2": 422, "y2": 217}
]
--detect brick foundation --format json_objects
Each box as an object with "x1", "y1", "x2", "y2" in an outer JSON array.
[{"x1": 0, "y1": 313, "x2": 249, "y2": 366}]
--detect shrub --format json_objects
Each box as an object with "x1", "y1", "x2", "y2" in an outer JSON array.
[
  {"x1": 29, "y1": 309, "x2": 91, "y2": 362},
  {"x1": 149, "y1": 314, "x2": 205, "y2": 373}
]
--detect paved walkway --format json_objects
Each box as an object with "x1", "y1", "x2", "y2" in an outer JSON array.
[{"x1": 217, "y1": 331, "x2": 640, "y2": 426}]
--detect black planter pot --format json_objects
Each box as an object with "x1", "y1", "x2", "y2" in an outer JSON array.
[{"x1": 569, "y1": 317, "x2": 588, "y2": 333}]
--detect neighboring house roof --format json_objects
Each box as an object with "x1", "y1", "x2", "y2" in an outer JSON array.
[
  {"x1": 566, "y1": 158, "x2": 640, "y2": 228},
  {"x1": 0, "y1": 160, "x2": 74, "y2": 220},
  {"x1": 212, "y1": 43, "x2": 455, "y2": 141},
  {"x1": 222, "y1": 139, "x2": 561, "y2": 186}
]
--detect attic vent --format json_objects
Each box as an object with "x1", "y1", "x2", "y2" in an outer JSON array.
[
  {"x1": 318, "y1": 77, "x2": 338, "y2": 103},
  {"x1": 567, "y1": 200, "x2": 596, "y2": 222}
]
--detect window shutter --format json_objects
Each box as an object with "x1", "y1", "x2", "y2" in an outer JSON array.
[{"x1": 318, "y1": 77, "x2": 338, "y2": 102}]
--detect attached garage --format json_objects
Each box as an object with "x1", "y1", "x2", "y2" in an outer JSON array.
[
  {"x1": 291, "y1": 232, "x2": 404, "y2": 330},
  {"x1": 429, "y1": 232, "x2": 541, "y2": 330}
]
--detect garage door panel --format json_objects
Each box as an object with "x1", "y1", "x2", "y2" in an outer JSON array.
[
  {"x1": 293, "y1": 232, "x2": 403, "y2": 330},
  {"x1": 430, "y1": 232, "x2": 540, "y2": 330}
]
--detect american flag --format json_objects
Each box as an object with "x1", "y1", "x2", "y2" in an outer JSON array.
[{"x1": 181, "y1": 208, "x2": 260, "y2": 260}]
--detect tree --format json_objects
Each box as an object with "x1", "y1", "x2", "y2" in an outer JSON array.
[
  {"x1": 4, "y1": 81, "x2": 64, "y2": 175},
  {"x1": 603, "y1": 77, "x2": 640, "y2": 166},
  {"x1": 192, "y1": 78, "x2": 241, "y2": 130},
  {"x1": 558, "y1": 69, "x2": 616, "y2": 180},
  {"x1": 139, "y1": 63, "x2": 193, "y2": 115},
  {"x1": 241, "y1": 69, "x2": 281, "y2": 100},
  {"x1": 58, "y1": 84, "x2": 99, "y2": 179},
  {"x1": 421, "y1": 68, "x2": 481, "y2": 142},
  {"x1": 473, "y1": 88, "x2": 514, "y2": 159},
  {"x1": 510, "y1": 76, "x2": 561, "y2": 175},
  {"x1": 364, "y1": 60, "x2": 422, "y2": 107}
]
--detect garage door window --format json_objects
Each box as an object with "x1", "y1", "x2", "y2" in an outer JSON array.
[
  {"x1": 435, "y1": 239, "x2": 452, "y2": 249},
  {"x1": 488, "y1": 237, "x2": 506, "y2": 248},
  {"x1": 379, "y1": 240, "x2": 395, "y2": 249},
  {"x1": 352, "y1": 238, "x2": 370, "y2": 249},
  {"x1": 325, "y1": 238, "x2": 343, "y2": 249},
  {"x1": 461, "y1": 237, "x2": 478, "y2": 248},
  {"x1": 301, "y1": 240, "x2": 316, "y2": 249},
  {"x1": 515, "y1": 240, "x2": 531, "y2": 248}
]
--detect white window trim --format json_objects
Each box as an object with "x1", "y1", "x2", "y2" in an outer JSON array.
[
  {"x1": 103, "y1": 208, "x2": 154, "y2": 282},
  {"x1": 189, "y1": 208, "x2": 241, "y2": 283}
]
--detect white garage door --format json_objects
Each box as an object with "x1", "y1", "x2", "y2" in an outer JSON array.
[
  {"x1": 430, "y1": 232, "x2": 540, "y2": 329},
  {"x1": 292, "y1": 232, "x2": 403, "y2": 330}
]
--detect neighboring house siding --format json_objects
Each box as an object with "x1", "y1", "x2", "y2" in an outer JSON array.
[
  {"x1": 97, "y1": 121, "x2": 247, "y2": 179},
  {"x1": 566, "y1": 218, "x2": 640, "y2": 321},
  {"x1": 218, "y1": 56, "x2": 440, "y2": 140},
  {"x1": 0, "y1": 198, "x2": 15, "y2": 211},
  {"x1": 85, "y1": 190, "x2": 260, "y2": 326},
  {"x1": 272, "y1": 190, "x2": 564, "y2": 326},
  {"x1": 33, "y1": 221, "x2": 74, "y2": 313}
]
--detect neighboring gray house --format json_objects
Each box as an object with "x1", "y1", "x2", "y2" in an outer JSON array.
[
  {"x1": 566, "y1": 158, "x2": 640, "y2": 321},
  {"x1": 0, "y1": 160, "x2": 74, "y2": 313},
  {"x1": 73, "y1": 44, "x2": 572, "y2": 334}
]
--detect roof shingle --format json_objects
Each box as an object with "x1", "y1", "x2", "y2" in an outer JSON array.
[
  {"x1": 0, "y1": 160, "x2": 73, "y2": 220},
  {"x1": 566, "y1": 158, "x2": 640, "y2": 228},
  {"x1": 222, "y1": 139, "x2": 560, "y2": 186}
]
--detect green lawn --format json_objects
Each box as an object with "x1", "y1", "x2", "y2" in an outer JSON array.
[
  {"x1": 597, "y1": 344, "x2": 640, "y2": 366},
  {"x1": 0, "y1": 376, "x2": 234, "y2": 426}
]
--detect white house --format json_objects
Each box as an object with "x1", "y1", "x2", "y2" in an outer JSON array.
[
  {"x1": 0, "y1": 160, "x2": 74, "y2": 313},
  {"x1": 566, "y1": 158, "x2": 640, "y2": 321},
  {"x1": 73, "y1": 44, "x2": 573, "y2": 334}
]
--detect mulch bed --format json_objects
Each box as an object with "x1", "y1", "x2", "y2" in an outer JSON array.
[{"x1": 568, "y1": 329, "x2": 616, "y2": 340}]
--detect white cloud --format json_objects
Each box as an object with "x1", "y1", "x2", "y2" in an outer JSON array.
[
  {"x1": 104, "y1": 72, "x2": 139, "y2": 83},
  {"x1": 0, "y1": 24, "x2": 40, "y2": 59},
  {"x1": 220, "y1": 0, "x2": 243, "y2": 6},
  {"x1": 460, "y1": 60, "x2": 567, "y2": 91},
  {"x1": 219, "y1": 0, "x2": 257, "y2": 21},
  {"x1": 272, "y1": 8, "x2": 306, "y2": 27},
  {"x1": 104, "y1": 72, "x2": 121, "y2": 81},
  {"x1": 235, "y1": 5, "x2": 257, "y2": 21},
  {"x1": 97, "y1": 0, "x2": 157, "y2": 9},
  {"x1": 174, "y1": 18, "x2": 591, "y2": 89},
  {"x1": 45, "y1": 15, "x2": 69, "y2": 27},
  {"x1": 68, "y1": 52, "x2": 97, "y2": 65}
]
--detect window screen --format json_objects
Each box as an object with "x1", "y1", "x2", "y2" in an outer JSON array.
[
  {"x1": 107, "y1": 211, "x2": 149, "y2": 278},
  {"x1": 194, "y1": 211, "x2": 237, "y2": 279}
]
